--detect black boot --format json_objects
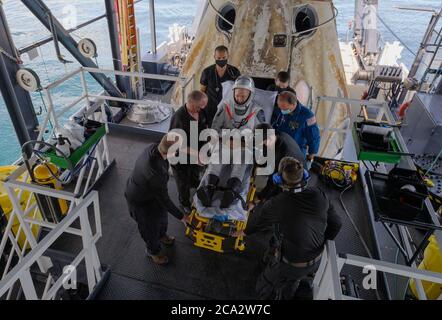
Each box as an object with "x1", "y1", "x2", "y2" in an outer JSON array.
[
  {"x1": 221, "y1": 177, "x2": 242, "y2": 209},
  {"x1": 197, "y1": 174, "x2": 219, "y2": 207}
]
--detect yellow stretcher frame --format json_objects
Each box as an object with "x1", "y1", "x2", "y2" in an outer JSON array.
[{"x1": 185, "y1": 177, "x2": 256, "y2": 253}]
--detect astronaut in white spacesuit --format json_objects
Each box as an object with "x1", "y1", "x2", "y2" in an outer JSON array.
[{"x1": 197, "y1": 76, "x2": 266, "y2": 209}]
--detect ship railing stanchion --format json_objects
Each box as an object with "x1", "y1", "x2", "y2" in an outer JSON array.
[
  {"x1": 0, "y1": 187, "x2": 103, "y2": 300},
  {"x1": 0, "y1": 66, "x2": 198, "y2": 300},
  {"x1": 314, "y1": 94, "x2": 442, "y2": 300},
  {"x1": 313, "y1": 240, "x2": 442, "y2": 300}
]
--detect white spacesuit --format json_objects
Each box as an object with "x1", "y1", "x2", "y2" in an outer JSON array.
[
  {"x1": 211, "y1": 76, "x2": 265, "y2": 133},
  {"x1": 197, "y1": 76, "x2": 265, "y2": 209}
]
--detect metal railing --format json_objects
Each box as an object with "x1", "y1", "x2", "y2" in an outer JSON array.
[
  {"x1": 0, "y1": 66, "x2": 196, "y2": 300},
  {"x1": 38, "y1": 67, "x2": 112, "y2": 208},
  {"x1": 315, "y1": 95, "x2": 390, "y2": 158},
  {"x1": 39, "y1": 66, "x2": 194, "y2": 112},
  {"x1": 314, "y1": 241, "x2": 442, "y2": 300},
  {"x1": 0, "y1": 175, "x2": 102, "y2": 300},
  {"x1": 315, "y1": 95, "x2": 442, "y2": 300},
  {"x1": 37, "y1": 66, "x2": 196, "y2": 202}
]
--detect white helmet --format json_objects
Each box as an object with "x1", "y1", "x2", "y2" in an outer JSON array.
[
  {"x1": 232, "y1": 76, "x2": 255, "y2": 112},
  {"x1": 233, "y1": 76, "x2": 255, "y2": 94}
]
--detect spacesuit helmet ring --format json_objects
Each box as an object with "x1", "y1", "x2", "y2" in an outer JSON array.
[{"x1": 233, "y1": 76, "x2": 255, "y2": 110}]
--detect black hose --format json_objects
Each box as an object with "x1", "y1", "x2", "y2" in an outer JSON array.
[
  {"x1": 339, "y1": 185, "x2": 382, "y2": 300},
  {"x1": 21, "y1": 140, "x2": 74, "y2": 185}
]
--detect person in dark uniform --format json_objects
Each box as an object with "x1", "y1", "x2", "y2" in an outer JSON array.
[
  {"x1": 267, "y1": 71, "x2": 296, "y2": 94},
  {"x1": 244, "y1": 157, "x2": 342, "y2": 300},
  {"x1": 125, "y1": 134, "x2": 188, "y2": 265},
  {"x1": 200, "y1": 45, "x2": 241, "y2": 126},
  {"x1": 169, "y1": 91, "x2": 209, "y2": 213},
  {"x1": 253, "y1": 123, "x2": 305, "y2": 201}
]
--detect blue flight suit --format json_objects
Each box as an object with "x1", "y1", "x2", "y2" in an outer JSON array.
[{"x1": 271, "y1": 102, "x2": 321, "y2": 157}]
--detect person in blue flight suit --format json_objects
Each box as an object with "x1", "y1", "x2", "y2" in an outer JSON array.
[{"x1": 271, "y1": 91, "x2": 320, "y2": 169}]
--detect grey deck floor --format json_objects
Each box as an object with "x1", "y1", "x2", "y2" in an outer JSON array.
[
  {"x1": 94, "y1": 129, "x2": 270, "y2": 299},
  {"x1": 83, "y1": 127, "x2": 403, "y2": 300}
]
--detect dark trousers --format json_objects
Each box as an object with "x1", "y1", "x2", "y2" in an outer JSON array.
[
  {"x1": 126, "y1": 200, "x2": 168, "y2": 255},
  {"x1": 256, "y1": 258, "x2": 320, "y2": 300},
  {"x1": 204, "y1": 102, "x2": 218, "y2": 127},
  {"x1": 172, "y1": 165, "x2": 201, "y2": 207}
]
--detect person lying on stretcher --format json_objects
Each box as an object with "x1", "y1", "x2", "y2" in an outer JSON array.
[
  {"x1": 197, "y1": 135, "x2": 253, "y2": 209},
  {"x1": 196, "y1": 76, "x2": 265, "y2": 209}
]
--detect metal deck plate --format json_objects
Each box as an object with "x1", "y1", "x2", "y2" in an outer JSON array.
[{"x1": 49, "y1": 127, "x2": 401, "y2": 300}]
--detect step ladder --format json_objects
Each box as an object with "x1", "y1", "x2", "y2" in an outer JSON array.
[{"x1": 115, "y1": 0, "x2": 141, "y2": 96}]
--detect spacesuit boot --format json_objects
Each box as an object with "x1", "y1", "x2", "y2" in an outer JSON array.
[
  {"x1": 220, "y1": 177, "x2": 242, "y2": 209},
  {"x1": 197, "y1": 174, "x2": 219, "y2": 207}
]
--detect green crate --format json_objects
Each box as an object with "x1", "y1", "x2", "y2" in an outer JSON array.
[
  {"x1": 44, "y1": 124, "x2": 107, "y2": 169},
  {"x1": 352, "y1": 125, "x2": 403, "y2": 164}
]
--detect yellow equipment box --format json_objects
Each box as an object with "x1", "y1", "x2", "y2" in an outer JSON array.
[
  {"x1": 0, "y1": 166, "x2": 43, "y2": 250},
  {"x1": 410, "y1": 235, "x2": 442, "y2": 299}
]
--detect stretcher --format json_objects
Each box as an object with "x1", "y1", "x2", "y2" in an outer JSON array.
[{"x1": 185, "y1": 166, "x2": 256, "y2": 253}]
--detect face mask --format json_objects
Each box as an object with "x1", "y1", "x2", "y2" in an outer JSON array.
[
  {"x1": 281, "y1": 109, "x2": 292, "y2": 115},
  {"x1": 216, "y1": 59, "x2": 228, "y2": 68}
]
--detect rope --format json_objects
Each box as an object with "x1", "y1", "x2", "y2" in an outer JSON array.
[
  {"x1": 208, "y1": 0, "x2": 235, "y2": 29},
  {"x1": 0, "y1": 46, "x2": 22, "y2": 64},
  {"x1": 287, "y1": 3, "x2": 339, "y2": 77},
  {"x1": 424, "y1": 149, "x2": 442, "y2": 176},
  {"x1": 292, "y1": 4, "x2": 339, "y2": 38},
  {"x1": 38, "y1": 90, "x2": 55, "y2": 133},
  {"x1": 70, "y1": 31, "x2": 83, "y2": 41},
  {"x1": 376, "y1": 12, "x2": 417, "y2": 58},
  {"x1": 38, "y1": 46, "x2": 52, "y2": 83},
  {"x1": 207, "y1": 0, "x2": 234, "y2": 42}
]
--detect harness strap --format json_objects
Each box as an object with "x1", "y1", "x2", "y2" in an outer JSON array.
[
  {"x1": 225, "y1": 104, "x2": 257, "y2": 129},
  {"x1": 282, "y1": 253, "x2": 323, "y2": 268},
  {"x1": 225, "y1": 103, "x2": 234, "y2": 119}
]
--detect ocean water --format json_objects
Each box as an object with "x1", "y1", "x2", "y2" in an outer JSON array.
[{"x1": 0, "y1": 0, "x2": 440, "y2": 165}]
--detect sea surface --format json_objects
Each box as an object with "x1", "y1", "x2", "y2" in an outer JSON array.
[{"x1": 0, "y1": 0, "x2": 440, "y2": 165}]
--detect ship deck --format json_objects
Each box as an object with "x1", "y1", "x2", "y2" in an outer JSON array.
[
  {"x1": 63, "y1": 123, "x2": 406, "y2": 300},
  {"x1": 31, "y1": 91, "x2": 427, "y2": 300}
]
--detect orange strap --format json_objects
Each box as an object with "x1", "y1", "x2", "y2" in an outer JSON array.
[
  {"x1": 225, "y1": 104, "x2": 256, "y2": 128},
  {"x1": 226, "y1": 103, "x2": 234, "y2": 119}
]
